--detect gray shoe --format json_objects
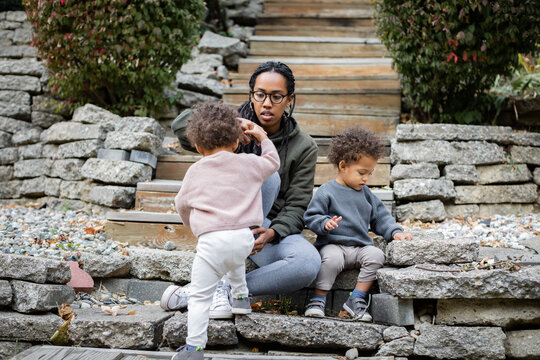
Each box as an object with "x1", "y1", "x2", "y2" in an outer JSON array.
[
  {"x1": 171, "y1": 345, "x2": 203, "y2": 360},
  {"x1": 343, "y1": 294, "x2": 372, "y2": 322},
  {"x1": 304, "y1": 297, "x2": 325, "y2": 317},
  {"x1": 231, "y1": 295, "x2": 251, "y2": 315}
]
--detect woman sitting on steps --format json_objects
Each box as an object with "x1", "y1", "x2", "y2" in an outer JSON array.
[{"x1": 161, "y1": 60, "x2": 321, "y2": 319}]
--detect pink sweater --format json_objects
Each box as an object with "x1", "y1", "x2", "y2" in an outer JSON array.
[{"x1": 175, "y1": 138, "x2": 280, "y2": 237}]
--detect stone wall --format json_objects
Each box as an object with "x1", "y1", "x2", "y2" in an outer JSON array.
[{"x1": 391, "y1": 124, "x2": 540, "y2": 221}]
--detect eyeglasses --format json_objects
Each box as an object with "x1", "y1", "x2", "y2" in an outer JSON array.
[{"x1": 250, "y1": 91, "x2": 289, "y2": 104}]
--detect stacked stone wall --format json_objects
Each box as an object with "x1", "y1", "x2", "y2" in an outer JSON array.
[{"x1": 391, "y1": 124, "x2": 540, "y2": 221}]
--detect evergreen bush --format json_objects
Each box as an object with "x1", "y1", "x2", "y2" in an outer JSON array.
[
  {"x1": 23, "y1": 0, "x2": 205, "y2": 116},
  {"x1": 375, "y1": 0, "x2": 540, "y2": 123}
]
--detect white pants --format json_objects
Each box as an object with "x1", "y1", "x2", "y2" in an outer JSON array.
[{"x1": 187, "y1": 228, "x2": 254, "y2": 347}]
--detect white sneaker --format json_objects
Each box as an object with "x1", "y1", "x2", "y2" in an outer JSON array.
[
  {"x1": 160, "y1": 284, "x2": 191, "y2": 311},
  {"x1": 209, "y1": 280, "x2": 233, "y2": 319}
]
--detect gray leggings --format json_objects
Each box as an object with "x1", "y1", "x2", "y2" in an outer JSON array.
[{"x1": 245, "y1": 172, "x2": 321, "y2": 296}]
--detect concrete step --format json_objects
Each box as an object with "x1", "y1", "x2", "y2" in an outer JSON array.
[
  {"x1": 254, "y1": 25, "x2": 377, "y2": 38},
  {"x1": 238, "y1": 57, "x2": 394, "y2": 76},
  {"x1": 223, "y1": 87, "x2": 400, "y2": 116},
  {"x1": 248, "y1": 36, "x2": 386, "y2": 58}
]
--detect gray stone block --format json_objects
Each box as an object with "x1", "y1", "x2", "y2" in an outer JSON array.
[
  {"x1": 0, "y1": 129, "x2": 12, "y2": 148},
  {"x1": 0, "y1": 165, "x2": 13, "y2": 181},
  {"x1": 0, "y1": 114, "x2": 30, "y2": 133},
  {"x1": 128, "y1": 248, "x2": 195, "y2": 283},
  {"x1": 164, "y1": 312, "x2": 238, "y2": 348},
  {"x1": 59, "y1": 180, "x2": 94, "y2": 201},
  {"x1": 13, "y1": 159, "x2": 51, "y2": 178},
  {"x1": 395, "y1": 199, "x2": 447, "y2": 222},
  {"x1": 445, "y1": 204, "x2": 480, "y2": 218},
  {"x1": 436, "y1": 299, "x2": 540, "y2": 328},
  {"x1": 41, "y1": 144, "x2": 58, "y2": 159},
  {"x1": 11, "y1": 280, "x2": 75, "y2": 313},
  {"x1": 89, "y1": 185, "x2": 136, "y2": 208},
  {"x1": 18, "y1": 143, "x2": 42, "y2": 159},
  {"x1": 376, "y1": 336, "x2": 414, "y2": 357},
  {"x1": 452, "y1": 141, "x2": 506, "y2": 165},
  {"x1": 383, "y1": 326, "x2": 410, "y2": 341},
  {"x1": 0, "y1": 311, "x2": 63, "y2": 341},
  {"x1": 79, "y1": 252, "x2": 131, "y2": 278},
  {"x1": 479, "y1": 246, "x2": 540, "y2": 265},
  {"x1": 0, "y1": 91, "x2": 30, "y2": 107},
  {"x1": 69, "y1": 305, "x2": 174, "y2": 349},
  {"x1": 175, "y1": 73, "x2": 226, "y2": 97},
  {"x1": 0, "y1": 101, "x2": 30, "y2": 120},
  {"x1": 0, "y1": 253, "x2": 71, "y2": 284},
  {"x1": 11, "y1": 127, "x2": 41, "y2": 145},
  {"x1": 0, "y1": 280, "x2": 12, "y2": 306},
  {"x1": 414, "y1": 324, "x2": 506, "y2": 360},
  {"x1": 130, "y1": 149, "x2": 157, "y2": 169},
  {"x1": 455, "y1": 184, "x2": 538, "y2": 204},
  {"x1": 81, "y1": 158, "x2": 152, "y2": 185},
  {"x1": 510, "y1": 132, "x2": 540, "y2": 147},
  {"x1": 371, "y1": 293, "x2": 414, "y2": 326},
  {"x1": 377, "y1": 265, "x2": 540, "y2": 299},
  {"x1": 0, "y1": 45, "x2": 37, "y2": 59},
  {"x1": 0, "y1": 60, "x2": 44, "y2": 77},
  {"x1": 56, "y1": 139, "x2": 103, "y2": 159},
  {"x1": 390, "y1": 163, "x2": 440, "y2": 182},
  {"x1": 478, "y1": 203, "x2": 535, "y2": 217},
  {"x1": 50, "y1": 159, "x2": 85, "y2": 181},
  {"x1": 395, "y1": 124, "x2": 512, "y2": 142},
  {"x1": 393, "y1": 179, "x2": 456, "y2": 201},
  {"x1": 116, "y1": 116, "x2": 166, "y2": 140},
  {"x1": 125, "y1": 279, "x2": 175, "y2": 302},
  {"x1": 44, "y1": 177, "x2": 62, "y2": 197},
  {"x1": 0, "y1": 341, "x2": 33, "y2": 359},
  {"x1": 391, "y1": 140, "x2": 454, "y2": 165},
  {"x1": 5, "y1": 12, "x2": 27, "y2": 22},
  {"x1": 97, "y1": 148, "x2": 130, "y2": 161},
  {"x1": 0, "y1": 75, "x2": 40, "y2": 93},
  {"x1": 0, "y1": 180, "x2": 21, "y2": 198},
  {"x1": 442, "y1": 164, "x2": 479, "y2": 184},
  {"x1": 235, "y1": 313, "x2": 386, "y2": 350},
  {"x1": 0, "y1": 147, "x2": 17, "y2": 164},
  {"x1": 40, "y1": 122, "x2": 106, "y2": 144},
  {"x1": 477, "y1": 164, "x2": 532, "y2": 184},
  {"x1": 199, "y1": 31, "x2": 248, "y2": 58},
  {"x1": 175, "y1": 89, "x2": 220, "y2": 108},
  {"x1": 20, "y1": 176, "x2": 47, "y2": 196},
  {"x1": 504, "y1": 330, "x2": 540, "y2": 360},
  {"x1": 31, "y1": 111, "x2": 64, "y2": 128},
  {"x1": 71, "y1": 103, "x2": 121, "y2": 129},
  {"x1": 104, "y1": 131, "x2": 162, "y2": 156},
  {"x1": 511, "y1": 145, "x2": 540, "y2": 165},
  {"x1": 31, "y1": 95, "x2": 70, "y2": 116}
]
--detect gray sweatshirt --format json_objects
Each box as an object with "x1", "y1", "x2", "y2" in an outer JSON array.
[{"x1": 304, "y1": 180, "x2": 403, "y2": 247}]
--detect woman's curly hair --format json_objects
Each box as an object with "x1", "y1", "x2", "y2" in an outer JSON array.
[
  {"x1": 186, "y1": 102, "x2": 243, "y2": 151},
  {"x1": 328, "y1": 126, "x2": 384, "y2": 166}
]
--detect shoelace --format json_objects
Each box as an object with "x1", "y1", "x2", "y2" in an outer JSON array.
[
  {"x1": 211, "y1": 285, "x2": 231, "y2": 308},
  {"x1": 352, "y1": 296, "x2": 371, "y2": 318}
]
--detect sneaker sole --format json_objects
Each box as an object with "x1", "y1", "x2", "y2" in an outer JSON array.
[
  {"x1": 160, "y1": 285, "x2": 182, "y2": 311},
  {"x1": 342, "y1": 303, "x2": 372, "y2": 322},
  {"x1": 231, "y1": 308, "x2": 252, "y2": 315},
  {"x1": 209, "y1": 311, "x2": 234, "y2": 319},
  {"x1": 305, "y1": 308, "x2": 325, "y2": 317}
]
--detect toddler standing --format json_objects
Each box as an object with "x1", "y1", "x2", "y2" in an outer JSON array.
[
  {"x1": 172, "y1": 102, "x2": 280, "y2": 360},
  {"x1": 303, "y1": 126, "x2": 412, "y2": 321}
]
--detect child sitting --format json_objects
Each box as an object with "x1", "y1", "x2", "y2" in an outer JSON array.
[
  {"x1": 303, "y1": 126, "x2": 412, "y2": 321},
  {"x1": 172, "y1": 102, "x2": 280, "y2": 360}
]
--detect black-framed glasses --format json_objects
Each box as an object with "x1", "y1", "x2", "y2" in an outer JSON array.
[{"x1": 250, "y1": 90, "x2": 289, "y2": 104}]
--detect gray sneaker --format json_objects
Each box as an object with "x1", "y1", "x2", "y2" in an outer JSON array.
[
  {"x1": 304, "y1": 297, "x2": 325, "y2": 317},
  {"x1": 342, "y1": 294, "x2": 372, "y2": 322},
  {"x1": 231, "y1": 295, "x2": 251, "y2": 315},
  {"x1": 171, "y1": 345, "x2": 203, "y2": 360}
]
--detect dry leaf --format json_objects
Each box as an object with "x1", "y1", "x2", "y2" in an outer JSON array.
[
  {"x1": 85, "y1": 227, "x2": 96, "y2": 235},
  {"x1": 101, "y1": 305, "x2": 120, "y2": 316},
  {"x1": 58, "y1": 303, "x2": 73, "y2": 321},
  {"x1": 127, "y1": 310, "x2": 137, "y2": 315},
  {"x1": 251, "y1": 347, "x2": 259, "y2": 353}
]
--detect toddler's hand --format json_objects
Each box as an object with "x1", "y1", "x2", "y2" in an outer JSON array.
[
  {"x1": 237, "y1": 117, "x2": 255, "y2": 144},
  {"x1": 393, "y1": 232, "x2": 413, "y2": 240},
  {"x1": 243, "y1": 122, "x2": 268, "y2": 144},
  {"x1": 324, "y1": 216, "x2": 342, "y2": 231}
]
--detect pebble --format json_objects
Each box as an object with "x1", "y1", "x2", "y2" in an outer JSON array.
[
  {"x1": 345, "y1": 348, "x2": 358, "y2": 360},
  {"x1": 164, "y1": 241, "x2": 177, "y2": 251}
]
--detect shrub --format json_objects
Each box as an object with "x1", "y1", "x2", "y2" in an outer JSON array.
[
  {"x1": 23, "y1": 0, "x2": 205, "y2": 116},
  {"x1": 375, "y1": 0, "x2": 540, "y2": 123}
]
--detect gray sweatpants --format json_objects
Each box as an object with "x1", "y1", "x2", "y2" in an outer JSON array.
[{"x1": 314, "y1": 244, "x2": 385, "y2": 291}]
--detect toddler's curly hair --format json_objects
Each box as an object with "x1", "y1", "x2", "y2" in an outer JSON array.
[
  {"x1": 186, "y1": 102, "x2": 243, "y2": 151},
  {"x1": 328, "y1": 126, "x2": 384, "y2": 166}
]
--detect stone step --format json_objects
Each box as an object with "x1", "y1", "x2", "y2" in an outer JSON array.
[
  {"x1": 377, "y1": 265, "x2": 540, "y2": 299},
  {"x1": 154, "y1": 155, "x2": 392, "y2": 187},
  {"x1": 254, "y1": 25, "x2": 377, "y2": 38},
  {"x1": 229, "y1": 73, "x2": 400, "y2": 90},
  {"x1": 249, "y1": 36, "x2": 386, "y2": 58},
  {"x1": 258, "y1": 14, "x2": 375, "y2": 27},
  {"x1": 238, "y1": 57, "x2": 394, "y2": 77},
  {"x1": 223, "y1": 87, "x2": 401, "y2": 116}
]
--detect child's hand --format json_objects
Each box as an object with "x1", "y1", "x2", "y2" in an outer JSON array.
[
  {"x1": 237, "y1": 117, "x2": 256, "y2": 144},
  {"x1": 393, "y1": 232, "x2": 413, "y2": 240},
  {"x1": 324, "y1": 216, "x2": 342, "y2": 231},
  {"x1": 243, "y1": 121, "x2": 268, "y2": 144}
]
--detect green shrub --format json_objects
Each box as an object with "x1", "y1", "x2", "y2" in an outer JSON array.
[
  {"x1": 23, "y1": 0, "x2": 205, "y2": 116},
  {"x1": 375, "y1": 0, "x2": 540, "y2": 123}
]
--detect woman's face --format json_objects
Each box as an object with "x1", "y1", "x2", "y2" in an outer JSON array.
[{"x1": 251, "y1": 71, "x2": 294, "y2": 134}]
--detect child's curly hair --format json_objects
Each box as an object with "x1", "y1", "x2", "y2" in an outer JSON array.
[
  {"x1": 186, "y1": 102, "x2": 243, "y2": 151},
  {"x1": 328, "y1": 126, "x2": 384, "y2": 166}
]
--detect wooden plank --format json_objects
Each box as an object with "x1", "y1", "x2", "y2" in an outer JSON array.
[
  {"x1": 137, "y1": 179, "x2": 183, "y2": 192},
  {"x1": 107, "y1": 211, "x2": 181, "y2": 223},
  {"x1": 258, "y1": 15, "x2": 375, "y2": 27},
  {"x1": 135, "y1": 191, "x2": 176, "y2": 213},
  {"x1": 264, "y1": 4, "x2": 374, "y2": 16},
  {"x1": 314, "y1": 163, "x2": 390, "y2": 186},
  {"x1": 155, "y1": 161, "x2": 191, "y2": 181},
  {"x1": 106, "y1": 221, "x2": 197, "y2": 249},
  {"x1": 254, "y1": 25, "x2": 376, "y2": 38},
  {"x1": 294, "y1": 112, "x2": 398, "y2": 137}
]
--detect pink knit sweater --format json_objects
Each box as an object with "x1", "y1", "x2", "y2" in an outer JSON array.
[{"x1": 175, "y1": 138, "x2": 280, "y2": 237}]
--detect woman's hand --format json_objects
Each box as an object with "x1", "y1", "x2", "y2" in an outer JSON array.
[{"x1": 250, "y1": 227, "x2": 275, "y2": 255}]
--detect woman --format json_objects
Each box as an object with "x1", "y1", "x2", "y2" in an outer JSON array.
[{"x1": 163, "y1": 61, "x2": 321, "y2": 318}]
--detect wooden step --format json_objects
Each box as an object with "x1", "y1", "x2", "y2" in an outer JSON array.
[
  {"x1": 263, "y1": 3, "x2": 374, "y2": 17},
  {"x1": 223, "y1": 87, "x2": 401, "y2": 115},
  {"x1": 229, "y1": 73, "x2": 400, "y2": 90},
  {"x1": 254, "y1": 25, "x2": 377, "y2": 38},
  {"x1": 258, "y1": 14, "x2": 375, "y2": 27},
  {"x1": 238, "y1": 57, "x2": 394, "y2": 76},
  {"x1": 295, "y1": 112, "x2": 398, "y2": 137},
  {"x1": 249, "y1": 36, "x2": 386, "y2": 58},
  {"x1": 155, "y1": 155, "x2": 390, "y2": 187}
]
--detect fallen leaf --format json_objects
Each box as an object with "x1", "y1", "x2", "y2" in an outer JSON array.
[
  {"x1": 251, "y1": 347, "x2": 259, "y2": 353},
  {"x1": 50, "y1": 318, "x2": 71, "y2": 345},
  {"x1": 85, "y1": 227, "x2": 96, "y2": 235},
  {"x1": 101, "y1": 305, "x2": 120, "y2": 316},
  {"x1": 58, "y1": 303, "x2": 73, "y2": 321},
  {"x1": 127, "y1": 310, "x2": 137, "y2": 315}
]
